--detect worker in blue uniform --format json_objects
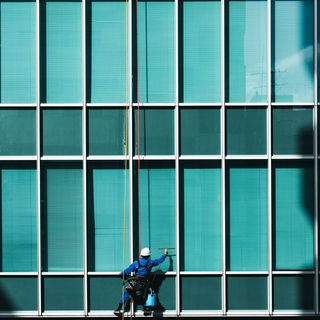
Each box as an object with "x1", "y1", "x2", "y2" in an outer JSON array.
[{"x1": 114, "y1": 247, "x2": 168, "y2": 315}]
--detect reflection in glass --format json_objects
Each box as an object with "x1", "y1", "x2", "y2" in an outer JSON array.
[
  {"x1": 181, "y1": 0, "x2": 221, "y2": 102},
  {"x1": 226, "y1": 0, "x2": 267, "y2": 103},
  {"x1": 272, "y1": 0, "x2": 313, "y2": 102},
  {"x1": 274, "y1": 162, "x2": 314, "y2": 270},
  {"x1": 272, "y1": 107, "x2": 313, "y2": 156},
  {"x1": 273, "y1": 275, "x2": 314, "y2": 311}
]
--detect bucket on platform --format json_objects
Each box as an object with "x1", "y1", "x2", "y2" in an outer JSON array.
[{"x1": 145, "y1": 288, "x2": 157, "y2": 307}]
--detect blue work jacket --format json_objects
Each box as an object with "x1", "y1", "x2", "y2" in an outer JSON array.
[{"x1": 123, "y1": 255, "x2": 167, "y2": 277}]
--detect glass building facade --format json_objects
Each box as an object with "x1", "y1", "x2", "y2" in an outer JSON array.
[{"x1": 0, "y1": 0, "x2": 319, "y2": 317}]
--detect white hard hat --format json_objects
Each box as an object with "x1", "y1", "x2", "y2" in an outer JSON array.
[{"x1": 141, "y1": 247, "x2": 151, "y2": 256}]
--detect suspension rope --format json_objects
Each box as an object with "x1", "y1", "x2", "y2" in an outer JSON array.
[
  {"x1": 121, "y1": 0, "x2": 129, "y2": 318},
  {"x1": 136, "y1": 0, "x2": 141, "y2": 256}
]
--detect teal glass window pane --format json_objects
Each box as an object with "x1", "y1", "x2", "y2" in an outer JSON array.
[
  {"x1": 227, "y1": 162, "x2": 268, "y2": 271},
  {"x1": 181, "y1": 276, "x2": 222, "y2": 311},
  {"x1": 134, "y1": 109, "x2": 174, "y2": 156},
  {"x1": 133, "y1": 1, "x2": 175, "y2": 103},
  {"x1": 0, "y1": 277, "x2": 37, "y2": 311},
  {"x1": 0, "y1": 1, "x2": 36, "y2": 103},
  {"x1": 181, "y1": 0, "x2": 221, "y2": 103},
  {"x1": 226, "y1": 0, "x2": 267, "y2": 103},
  {"x1": 89, "y1": 276, "x2": 130, "y2": 311},
  {"x1": 274, "y1": 161, "x2": 314, "y2": 270},
  {"x1": 2, "y1": 164, "x2": 37, "y2": 272},
  {"x1": 87, "y1": 1, "x2": 127, "y2": 103},
  {"x1": 136, "y1": 275, "x2": 175, "y2": 312},
  {"x1": 272, "y1": 0, "x2": 313, "y2": 102},
  {"x1": 226, "y1": 108, "x2": 267, "y2": 155},
  {"x1": 180, "y1": 108, "x2": 220, "y2": 156},
  {"x1": 87, "y1": 162, "x2": 129, "y2": 272},
  {"x1": 41, "y1": 164, "x2": 83, "y2": 272},
  {"x1": 43, "y1": 276, "x2": 83, "y2": 311},
  {"x1": 273, "y1": 275, "x2": 314, "y2": 311},
  {"x1": 88, "y1": 108, "x2": 127, "y2": 156},
  {"x1": 40, "y1": 0, "x2": 82, "y2": 103},
  {"x1": 181, "y1": 161, "x2": 222, "y2": 271},
  {"x1": 273, "y1": 107, "x2": 313, "y2": 156},
  {"x1": 42, "y1": 108, "x2": 82, "y2": 156},
  {"x1": 227, "y1": 276, "x2": 268, "y2": 311},
  {"x1": 137, "y1": 161, "x2": 175, "y2": 272},
  {"x1": 0, "y1": 109, "x2": 36, "y2": 156}
]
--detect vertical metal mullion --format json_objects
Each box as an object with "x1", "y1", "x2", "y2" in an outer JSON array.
[
  {"x1": 174, "y1": 0, "x2": 180, "y2": 316},
  {"x1": 129, "y1": 0, "x2": 133, "y2": 269},
  {"x1": 36, "y1": 0, "x2": 42, "y2": 316},
  {"x1": 314, "y1": 0, "x2": 318, "y2": 314},
  {"x1": 221, "y1": 0, "x2": 226, "y2": 315},
  {"x1": 82, "y1": 0, "x2": 87, "y2": 316},
  {"x1": 267, "y1": 0, "x2": 272, "y2": 314}
]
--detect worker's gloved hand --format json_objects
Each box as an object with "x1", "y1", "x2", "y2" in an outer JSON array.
[
  {"x1": 164, "y1": 249, "x2": 168, "y2": 256},
  {"x1": 119, "y1": 272, "x2": 123, "y2": 277}
]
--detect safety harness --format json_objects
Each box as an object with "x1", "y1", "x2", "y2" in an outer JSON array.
[{"x1": 123, "y1": 259, "x2": 150, "y2": 298}]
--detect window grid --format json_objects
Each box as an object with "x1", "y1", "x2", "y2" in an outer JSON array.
[{"x1": 0, "y1": 0, "x2": 317, "y2": 316}]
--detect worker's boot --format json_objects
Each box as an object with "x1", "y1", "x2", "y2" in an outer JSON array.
[{"x1": 113, "y1": 303, "x2": 122, "y2": 315}]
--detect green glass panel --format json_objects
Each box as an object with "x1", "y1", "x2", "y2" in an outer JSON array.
[
  {"x1": 272, "y1": 108, "x2": 313, "y2": 156},
  {"x1": 182, "y1": 0, "x2": 221, "y2": 102},
  {"x1": 89, "y1": 276, "x2": 130, "y2": 311},
  {"x1": 41, "y1": 164, "x2": 83, "y2": 272},
  {"x1": 0, "y1": 109, "x2": 36, "y2": 156},
  {"x1": 274, "y1": 162, "x2": 314, "y2": 270},
  {"x1": 88, "y1": 109, "x2": 127, "y2": 156},
  {"x1": 226, "y1": 0, "x2": 267, "y2": 103},
  {"x1": 138, "y1": 161, "x2": 175, "y2": 272},
  {"x1": 87, "y1": 0, "x2": 127, "y2": 103},
  {"x1": 273, "y1": 275, "x2": 314, "y2": 311},
  {"x1": 181, "y1": 161, "x2": 222, "y2": 271},
  {"x1": 2, "y1": 166, "x2": 37, "y2": 272},
  {"x1": 0, "y1": 277, "x2": 37, "y2": 311},
  {"x1": 272, "y1": 0, "x2": 313, "y2": 102},
  {"x1": 227, "y1": 163, "x2": 268, "y2": 271},
  {"x1": 180, "y1": 108, "x2": 220, "y2": 155},
  {"x1": 135, "y1": 275, "x2": 175, "y2": 312},
  {"x1": 40, "y1": 1, "x2": 82, "y2": 103},
  {"x1": 134, "y1": 1, "x2": 175, "y2": 103},
  {"x1": 181, "y1": 276, "x2": 221, "y2": 311},
  {"x1": 43, "y1": 276, "x2": 83, "y2": 311},
  {"x1": 227, "y1": 276, "x2": 268, "y2": 310},
  {"x1": 0, "y1": 1, "x2": 36, "y2": 103},
  {"x1": 42, "y1": 108, "x2": 82, "y2": 156},
  {"x1": 87, "y1": 162, "x2": 129, "y2": 272},
  {"x1": 226, "y1": 108, "x2": 267, "y2": 155},
  {"x1": 134, "y1": 109, "x2": 174, "y2": 156}
]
